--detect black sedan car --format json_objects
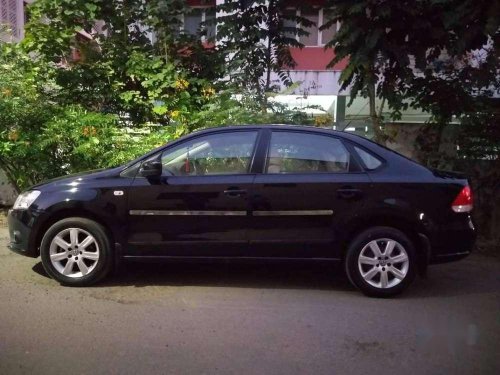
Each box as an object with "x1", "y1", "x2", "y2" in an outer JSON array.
[{"x1": 8, "y1": 125, "x2": 475, "y2": 296}]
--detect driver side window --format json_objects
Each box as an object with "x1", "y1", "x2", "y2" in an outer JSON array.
[{"x1": 161, "y1": 131, "x2": 258, "y2": 176}]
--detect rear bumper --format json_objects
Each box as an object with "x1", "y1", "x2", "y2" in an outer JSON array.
[
  {"x1": 428, "y1": 214, "x2": 476, "y2": 264},
  {"x1": 7, "y1": 209, "x2": 38, "y2": 258}
]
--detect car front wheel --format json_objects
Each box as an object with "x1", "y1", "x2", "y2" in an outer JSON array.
[
  {"x1": 40, "y1": 217, "x2": 113, "y2": 286},
  {"x1": 345, "y1": 226, "x2": 417, "y2": 297}
]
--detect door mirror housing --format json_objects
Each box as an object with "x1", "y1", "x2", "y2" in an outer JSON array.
[{"x1": 139, "y1": 160, "x2": 162, "y2": 177}]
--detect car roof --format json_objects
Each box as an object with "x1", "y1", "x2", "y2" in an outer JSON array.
[
  {"x1": 191, "y1": 124, "x2": 358, "y2": 138},
  {"x1": 192, "y1": 124, "x2": 339, "y2": 134}
]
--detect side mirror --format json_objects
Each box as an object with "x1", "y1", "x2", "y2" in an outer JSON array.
[{"x1": 139, "y1": 160, "x2": 162, "y2": 177}]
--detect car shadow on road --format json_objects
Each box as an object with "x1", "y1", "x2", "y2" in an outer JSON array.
[
  {"x1": 31, "y1": 255, "x2": 500, "y2": 297},
  {"x1": 32, "y1": 260, "x2": 355, "y2": 292}
]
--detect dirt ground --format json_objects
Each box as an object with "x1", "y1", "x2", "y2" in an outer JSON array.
[{"x1": 0, "y1": 220, "x2": 499, "y2": 375}]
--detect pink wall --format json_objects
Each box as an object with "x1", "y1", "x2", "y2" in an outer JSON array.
[{"x1": 289, "y1": 47, "x2": 348, "y2": 71}]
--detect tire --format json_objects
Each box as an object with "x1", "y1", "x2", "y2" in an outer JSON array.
[
  {"x1": 40, "y1": 217, "x2": 113, "y2": 286},
  {"x1": 345, "y1": 226, "x2": 417, "y2": 297}
]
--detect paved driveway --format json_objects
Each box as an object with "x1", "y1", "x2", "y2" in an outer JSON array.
[{"x1": 0, "y1": 225, "x2": 498, "y2": 374}]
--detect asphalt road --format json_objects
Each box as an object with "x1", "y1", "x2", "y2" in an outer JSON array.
[{"x1": 0, "y1": 225, "x2": 499, "y2": 375}]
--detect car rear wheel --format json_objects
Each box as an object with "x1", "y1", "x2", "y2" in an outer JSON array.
[
  {"x1": 345, "y1": 226, "x2": 417, "y2": 297},
  {"x1": 40, "y1": 217, "x2": 113, "y2": 286}
]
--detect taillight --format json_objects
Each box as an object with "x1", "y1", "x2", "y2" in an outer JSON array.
[{"x1": 451, "y1": 186, "x2": 473, "y2": 213}]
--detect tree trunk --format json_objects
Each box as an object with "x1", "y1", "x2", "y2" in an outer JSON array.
[
  {"x1": 261, "y1": 0, "x2": 276, "y2": 112},
  {"x1": 0, "y1": 158, "x2": 21, "y2": 194},
  {"x1": 367, "y1": 78, "x2": 385, "y2": 144},
  {"x1": 262, "y1": 25, "x2": 273, "y2": 112}
]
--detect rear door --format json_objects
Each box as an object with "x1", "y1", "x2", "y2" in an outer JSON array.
[
  {"x1": 249, "y1": 129, "x2": 371, "y2": 259},
  {"x1": 126, "y1": 129, "x2": 260, "y2": 257}
]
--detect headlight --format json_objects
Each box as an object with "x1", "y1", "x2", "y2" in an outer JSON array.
[{"x1": 13, "y1": 190, "x2": 41, "y2": 210}]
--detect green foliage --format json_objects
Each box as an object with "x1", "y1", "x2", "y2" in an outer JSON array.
[
  {"x1": 39, "y1": 107, "x2": 179, "y2": 171},
  {"x1": 0, "y1": 44, "x2": 59, "y2": 191},
  {"x1": 458, "y1": 110, "x2": 500, "y2": 161},
  {"x1": 22, "y1": 0, "x2": 221, "y2": 124},
  {"x1": 38, "y1": 107, "x2": 123, "y2": 172},
  {"x1": 323, "y1": 0, "x2": 499, "y2": 129},
  {"x1": 216, "y1": 0, "x2": 314, "y2": 107},
  {"x1": 0, "y1": 43, "x2": 178, "y2": 191},
  {"x1": 186, "y1": 91, "x2": 314, "y2": 129},
  {"x1": 0, "y1": 42, "x2": 311, "y2": 192},
  {"x1": 0, "y1": 1, "x2": 319, "y2": 192},
  {"x1": 1, "y1": 0, "x2": 219, "y2": 189}
]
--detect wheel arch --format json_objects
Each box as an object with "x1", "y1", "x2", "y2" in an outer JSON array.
[
  {"x1": 32, "y1": 208, "x2": 116, "y2": 257},
  {"x1": 341, "y1": 214, "x2": 430, "y2": 274}
]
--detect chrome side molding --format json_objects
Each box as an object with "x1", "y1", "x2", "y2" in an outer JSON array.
[
  {"x1": 253, "y1": 210, "x2": 333, "y2": 216},
  {"x1": 130, "y1": 210, "x2": 333, "y2": 216},
  {"x1": 129, "y1": 210, "x2": 247, "y2": 216}
]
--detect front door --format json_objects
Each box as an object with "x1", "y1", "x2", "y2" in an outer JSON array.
[
  {"x1": 126, "y1": 130, "x2": 260, "y2": 257},
  {"x1": 249, "y1": 130, "x2": 371, "y2": 259}
]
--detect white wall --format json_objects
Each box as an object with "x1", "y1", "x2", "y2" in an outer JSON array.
[{"x1": 270, "y1": 70, "x2": 348, "y2": 96}]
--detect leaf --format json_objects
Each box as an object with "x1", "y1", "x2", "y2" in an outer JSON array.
[{"x1": 153, "y1": 105, "x2": 168, "y2": 115}]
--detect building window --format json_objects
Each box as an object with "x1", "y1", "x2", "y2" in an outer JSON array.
[
  {"x1": 184, "y1": 6, "x2": 216, "y2": 41},
  {"x1": 283, "y1": 9, "x2": 297, "y2": 39},
  {"x1": 184, "y1": 8, "x2": 202, "y2": 35},
  {"x1": 300, "y1": 10, "x2": 319, "y2": 46},
  {"x1": 320, "y1": 8, "x2": 337, "y2": 45},
  {"x1": 0, "y1": 0, "x2": 21, "y2": 39},
  {"x1": 204, "y1": 7, "x2": 216, "y2": 40},
  {"x1": 284, "y1": 8, "x2": 337, "y2": 47}
]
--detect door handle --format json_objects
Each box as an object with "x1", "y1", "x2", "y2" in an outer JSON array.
[
  {"x1": 337, "y1": 187, "x2": 362, "y2": 200},
  {"x1": 224, "y1": 188, "x2": 247, "y2": 197}
]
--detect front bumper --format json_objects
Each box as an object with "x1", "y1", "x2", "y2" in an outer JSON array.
[{"x1": 7, "y1": 209, "x2": 38, "y2": 258}]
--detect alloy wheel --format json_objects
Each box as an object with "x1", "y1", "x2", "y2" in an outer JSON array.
[
  {"x1": 357, "y1": 238, "x2": 409, "y2": 289},
  {"x1": 49, "y1": 228, "x2": 100, "y2": 278}
]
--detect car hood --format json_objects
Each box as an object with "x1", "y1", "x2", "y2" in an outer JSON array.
[{"x1": 29, "y1": 167, "x2": 122, "y2": 191}]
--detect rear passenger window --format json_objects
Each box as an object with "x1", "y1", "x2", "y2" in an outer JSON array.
[
  {"x1": 266, "y1": 132, "x2": 350, "y2": 174},
  {"x1": 354, "y1": 146, "x2": 382, "y2": 170}
]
